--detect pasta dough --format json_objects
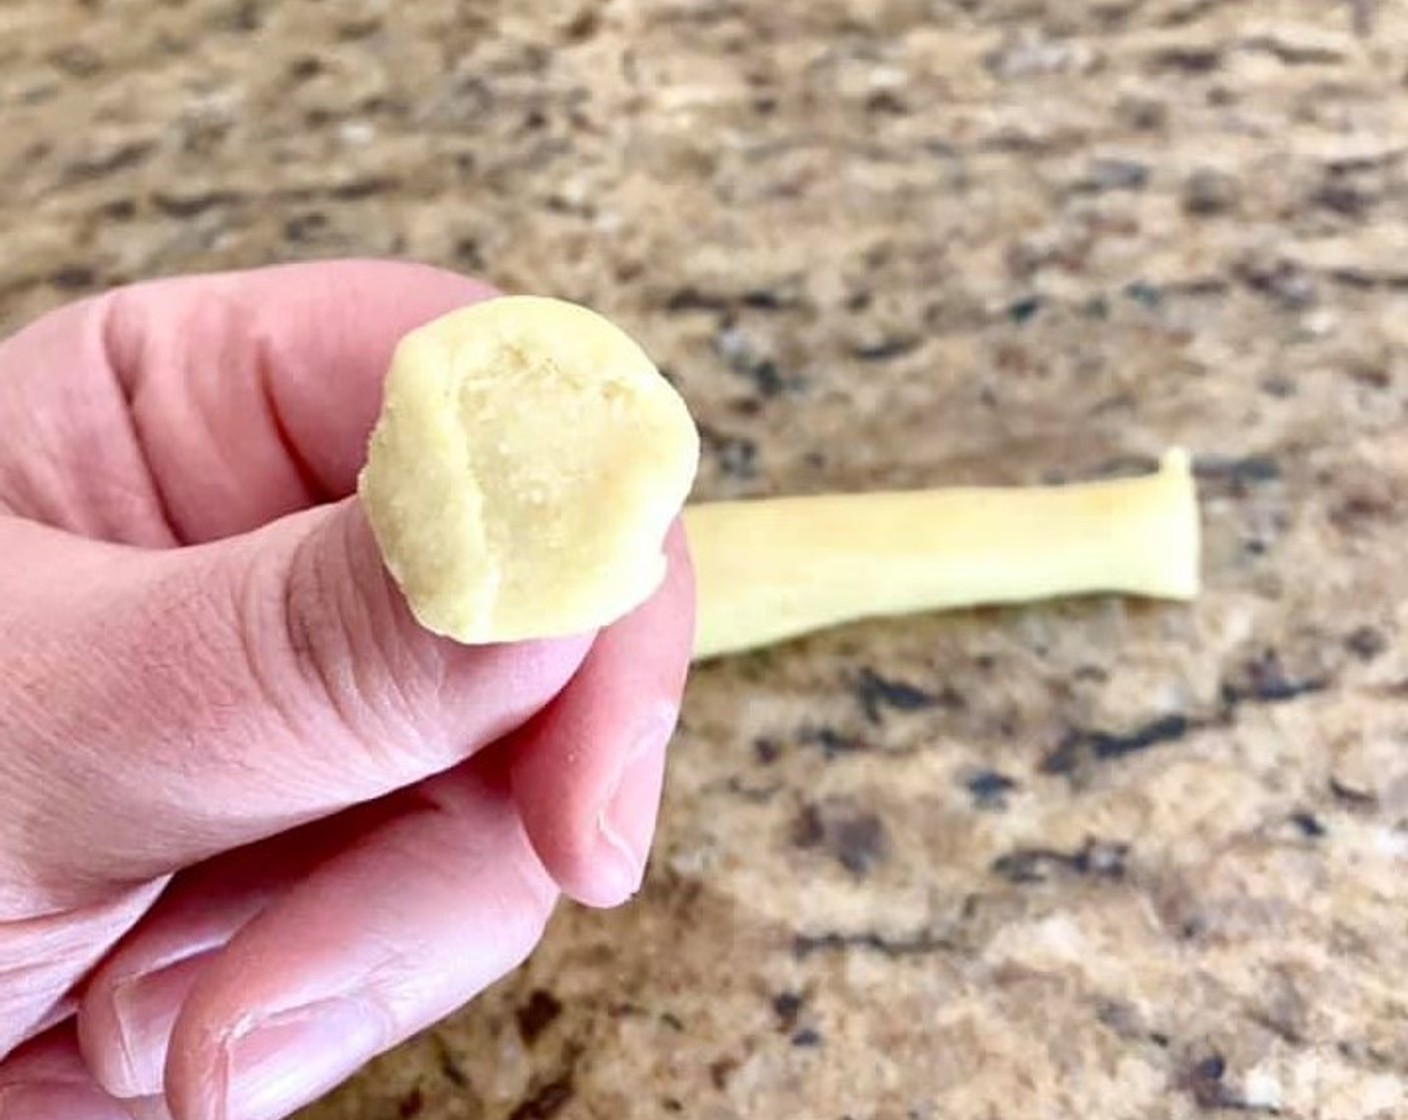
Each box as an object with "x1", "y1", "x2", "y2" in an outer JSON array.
[
  {"x1": 685, "y1": 451, "x2": 1200, "y2": 660},
  {"x1": 357, "y1": 296, "x2": 699, "y2": 643},
  {"x1": 360, "y1": 296, "x2": 1200, "y2": 658}
]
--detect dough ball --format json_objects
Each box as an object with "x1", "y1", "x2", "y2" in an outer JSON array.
[{"x1": 358, "y1": 295, "x2": 698, "y2": 643}]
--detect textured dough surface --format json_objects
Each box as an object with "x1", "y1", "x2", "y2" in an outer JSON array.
[{"x1": 358, "y1": 296, "x2": 699, "y2": 644}]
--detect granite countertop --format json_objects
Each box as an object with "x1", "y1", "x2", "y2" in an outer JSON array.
[{"x1": 4, "y1": 1, "x2": 1408, "y2": 1117}]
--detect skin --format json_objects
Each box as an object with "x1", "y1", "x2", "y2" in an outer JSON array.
[{"x1": 0, "y1": 261, "x2": 695, "y2": 1120}]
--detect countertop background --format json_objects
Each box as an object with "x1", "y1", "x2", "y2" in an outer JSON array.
[{"x1": 4, "y1": 2, "x2": 1408, "y2": 1117}]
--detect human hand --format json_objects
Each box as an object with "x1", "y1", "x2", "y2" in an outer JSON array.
[{"x1": 0, "y1": 261, "x2": 694, "y2": 1120}]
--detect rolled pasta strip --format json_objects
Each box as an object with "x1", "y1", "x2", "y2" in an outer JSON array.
[{"x1": 685, "y1": 451, "x2": 1200, "y2": 660}]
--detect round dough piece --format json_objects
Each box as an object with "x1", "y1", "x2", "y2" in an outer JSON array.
[{"x1": 357, "y1": 295, "x2": 699, "y2": 644}]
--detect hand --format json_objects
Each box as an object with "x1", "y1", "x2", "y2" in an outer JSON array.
[{"x1": 0, "y1": 261, "x2": 694, "y2": 1120}]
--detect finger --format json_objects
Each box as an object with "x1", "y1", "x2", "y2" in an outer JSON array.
[
  {"x1": 0, "y1": 260, "x2": 493, "y2": 543},
  {"x1": 162, "y1": 760, "x2": 557, "y2": 1120},
  {"x1": 77, "y1": 802, "x2": 408, "y2": 1100},
  {"x1": 0, "y1": 504, "x2": 592, "y2": 916},
  {"x1": 0, "y1": 1024, "x2": 129, "y2": 1120},
  {"x1": 0, "y1": 878, "x2": 168, "y2": 1060},
  {"x1": 510, "y1": 521, "x2": 695, "y2": 908}
]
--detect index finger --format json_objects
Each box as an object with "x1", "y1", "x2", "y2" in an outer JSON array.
[
  {"x1": 0, "y1": 260, "x2": 493, "y2": 543},
  {"x1": 106, "y1": 259, "x2": 497, "y2": 543}
]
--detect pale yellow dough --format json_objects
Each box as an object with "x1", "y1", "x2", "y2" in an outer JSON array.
[
  {"x1": 686, "y1": 451, "x2": 1200, "y2": 661},
  {"x1": 359, "y1": 297, "x2": 1200, "y2": 657},
  {"x1": 357, "y1": 296, "x2": 699, "y2": 644}
]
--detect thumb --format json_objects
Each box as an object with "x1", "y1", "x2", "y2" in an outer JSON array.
[{"x1": 0, "y1": 499, "x2": 592, "y2": 917}]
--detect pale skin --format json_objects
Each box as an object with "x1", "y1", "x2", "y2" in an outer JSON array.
[{"x1": 0, "y1": 261, "x2": 695, "y2": 1120}]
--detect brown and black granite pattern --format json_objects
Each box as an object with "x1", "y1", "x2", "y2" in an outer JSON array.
[{"x1": 4, "y1": 1, "x2": 1408, "y2": 1117}]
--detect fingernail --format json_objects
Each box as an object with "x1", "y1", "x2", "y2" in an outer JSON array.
[
  {"x1": 111, "y1": 954, "x2": 212, "y2": 1096},
  {"x1": 122, "y1": 1095, "x2": 174, "y2": 1120},
  {"x1": 0, "y1": 1081, "x2": 129, "y2": 1120},
  {"x1": 595, "y1": 708, "x2": 676, "y2": 904},
  {"x1": 222, "y1": 997, "x2": 389, "y2": 1120}
]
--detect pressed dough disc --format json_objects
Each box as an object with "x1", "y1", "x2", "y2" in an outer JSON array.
[{"x1": 357, "y1": 296, "x2": 699, "y2": 644}]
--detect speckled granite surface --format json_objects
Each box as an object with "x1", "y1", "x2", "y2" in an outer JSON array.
[{"x1": 5, "y1": 1, "x2": 1408, "y2": 1117}]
